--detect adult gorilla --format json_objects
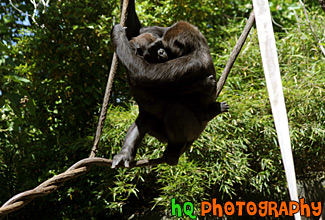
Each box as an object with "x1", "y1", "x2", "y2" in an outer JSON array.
[{"x1": 111, "y1": 0, "x2": 229, "y2": 167}]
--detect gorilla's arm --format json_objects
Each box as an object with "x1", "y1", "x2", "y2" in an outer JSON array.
[
  {"x1": 112, "y1": 24, "x2": 214, "y2": 88},
  {"x1": 140, "y1": 26, "x2": 169, "y2": 37},
  {"x1": 121, "y1": 0, "x2": 141, "y2": 39},
  {"x1": 121, "y1": 0, "x2": 168, "y2": 39}
]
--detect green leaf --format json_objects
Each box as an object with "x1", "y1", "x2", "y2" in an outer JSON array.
[
  {"x1": 0, "y1": 42, "x2": 11, "y2": 53},
  {"x1": 10, "y1": 75, "x2": 31, "y2": 84}
]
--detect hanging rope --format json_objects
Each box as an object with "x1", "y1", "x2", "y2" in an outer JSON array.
[
  {"x1": 216, "y1": 11, "x2": 255, "y2": 97},
  {"x1": 90, "y1": 0, "x2": 130, "y2": 158},
  {"x1": 0, "y1": 8, "x2": 256, "y2": 218}
]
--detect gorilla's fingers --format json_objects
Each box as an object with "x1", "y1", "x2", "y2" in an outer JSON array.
[{"x1": 220, "y1": 101, "x2": 229, "y2": 113}]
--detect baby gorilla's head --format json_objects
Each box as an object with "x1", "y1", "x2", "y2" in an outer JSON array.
[{"x1": 130, "y1": 33, "x2": 168, "y2": 63}]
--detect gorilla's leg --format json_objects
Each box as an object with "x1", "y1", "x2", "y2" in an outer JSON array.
[
  {"x1": 112, "y1": 121, "x2": 144, "y2": 168},
  {"x1": 162, "y1": 103, "x2": 206, "y2": 165},
  {"x1": 198, "y1": 101, "x2": 229, "y2": 122},
  {"x1": 163, "y1": 143, "x2": 187, "y2": 165},
  {"x1": 112, "y1": 113, "x2": 150, "y2": 168}
]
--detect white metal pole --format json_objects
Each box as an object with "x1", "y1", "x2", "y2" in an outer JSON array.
[{"x1": 252, "y1": 1, "x2": 301, "y2": 220}]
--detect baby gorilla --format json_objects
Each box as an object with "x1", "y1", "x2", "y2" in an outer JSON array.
[
  {"x1": 129, "y1": 33, "x2": 217, "y2": 99},
  {"x1": 130, "y1": 33, "x2": 168, "y2": 63}
]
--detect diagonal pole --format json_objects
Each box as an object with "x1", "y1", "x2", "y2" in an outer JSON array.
[{"x1": 252, "y1": 1, "x2": 301, "y2": 220}]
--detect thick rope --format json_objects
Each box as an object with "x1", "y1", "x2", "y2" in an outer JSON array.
[{"x1": 0, "y1": 157, "x2": 165, "y2": 217}]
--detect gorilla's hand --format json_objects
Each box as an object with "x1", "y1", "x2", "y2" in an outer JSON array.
[
  {"x1": 112, "y1": 151, "x2": 134, "y2": 168},
  {"x1": 220, "y1": 101, "x2": 229, "y2": 113},
  {"x1": 112, "y1": 24, "x2": 127, "y2": 47},
  {"x1": 199, "y1": 101, "x2": 229, "y2": 122}
]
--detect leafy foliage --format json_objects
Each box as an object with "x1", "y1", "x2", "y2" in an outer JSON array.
[{"x1": 0, "y1": 0, "x2": 324, "y2": 219}]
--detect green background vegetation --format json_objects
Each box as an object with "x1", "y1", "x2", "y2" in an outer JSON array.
[{"x1": 0, "y1": 0, "x2": 324, "y2": 219}]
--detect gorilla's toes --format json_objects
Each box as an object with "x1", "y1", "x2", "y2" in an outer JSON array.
[{"x1": 112, "y1": 152, "x2": 134, "y2": 168}]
